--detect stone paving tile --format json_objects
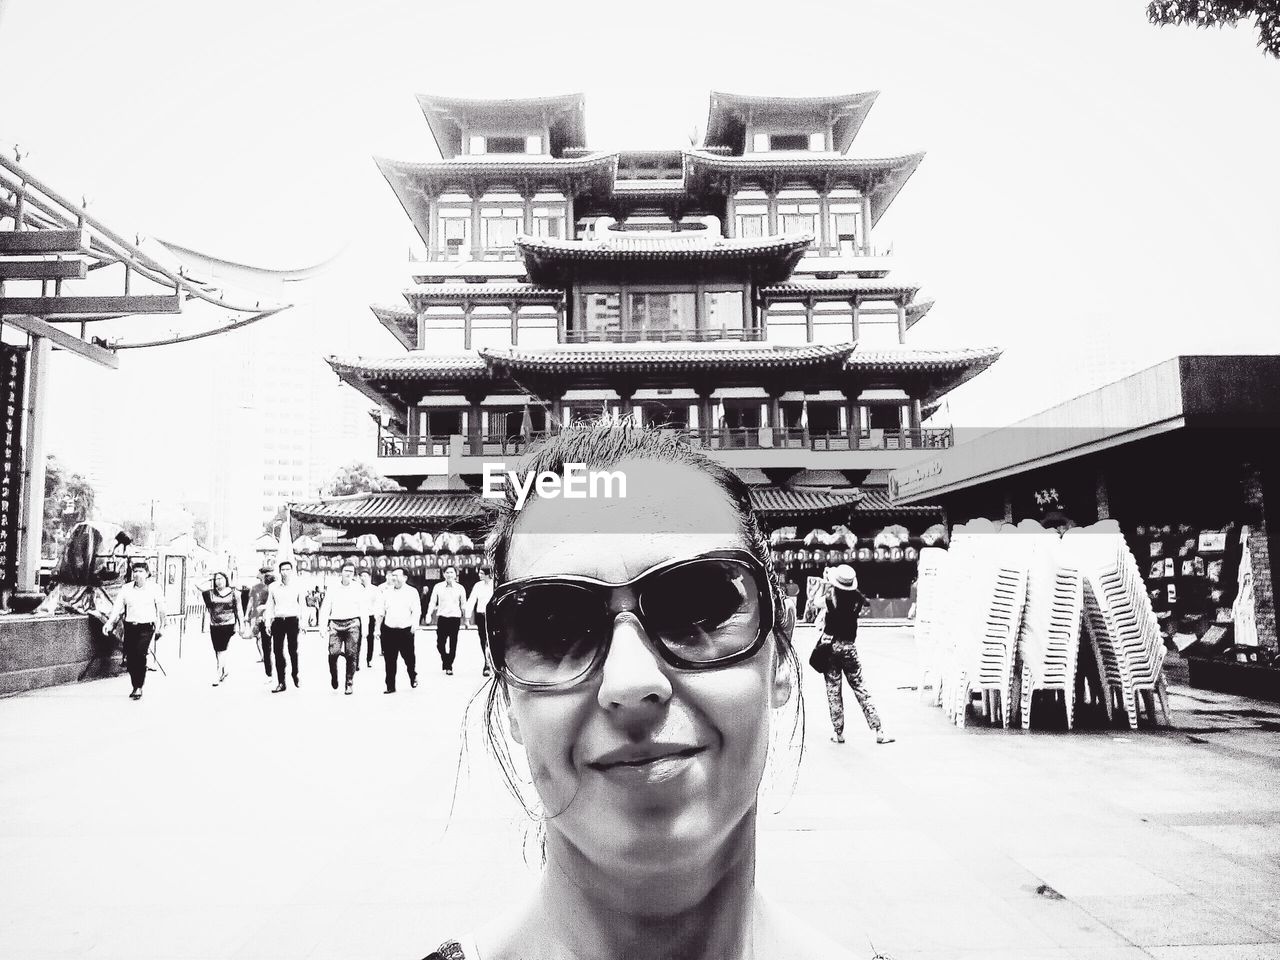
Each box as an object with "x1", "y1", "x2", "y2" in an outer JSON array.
[
  {"x1": 1075, "y1": 894, "x2": 1274, "y2": 948},
  {"x1": 1, "y1": 625, "x2": 1278, "y2": 960}
]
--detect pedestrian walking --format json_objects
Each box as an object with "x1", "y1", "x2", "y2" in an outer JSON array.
[
  {"x1": 202, "y1": 571, "x2": 244, "y2": 687},
  {"x1": 358, "y1": 568, "x2": 377, "y2": 669},
  {"x1": 426, "y1": 565, "x2": 466, "y2": 675},
  {"x1": 265, "y1": 560, "x2": 305, "y2": 693},
  {"x1": 820, "y1": 565, "x2": 894, "y2": 745},
  {"x1": 247, "y1": 568, "x2": 275, "y2": 678},
  {"x1": 104, "y1": 562, "x2": 165, "y2": 701},
  {"x1": 375, "y1": 565, "x2": 420, "y2": 693},
  {"x1": 320, "y1": 562, "x2": 364, "y2": 695},
  {"x1": 465, "y1": 566, "x2": 494, "y2": 677}
]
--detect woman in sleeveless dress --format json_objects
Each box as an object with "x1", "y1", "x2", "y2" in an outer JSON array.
[
  {"x1": 202, "y1": 571, "x2": 243, "y2": 687},
  {"x1": 424, "y1": 421, "x2": 860, "y2": 960}
]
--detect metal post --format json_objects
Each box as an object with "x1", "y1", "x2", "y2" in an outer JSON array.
[{"x1": 17, "y1": 336, "x2": 49, "y2": 592}]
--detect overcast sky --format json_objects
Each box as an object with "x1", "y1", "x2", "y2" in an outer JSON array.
[{"x1": 2, "y1": 0, "x2": 1278, "y2": 477}]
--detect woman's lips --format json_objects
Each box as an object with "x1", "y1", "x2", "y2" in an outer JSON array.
[
  {"x1": 586, "y1": 746, "x2": 707, "y2": 784},
  {"x1": 588, "y1": 746, "x2": 706, "y2": 770}
]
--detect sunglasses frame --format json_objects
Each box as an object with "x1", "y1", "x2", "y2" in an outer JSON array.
[{"x1": 487, "y1": 548, "x2": 776, "y2": 691}]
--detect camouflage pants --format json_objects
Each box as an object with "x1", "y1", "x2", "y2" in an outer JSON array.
[{"x1": 824, "y1": 638, "x2": 882, "y2": 735}]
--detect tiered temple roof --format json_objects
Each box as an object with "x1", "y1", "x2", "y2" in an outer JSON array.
[
  {"x1": 415, "y1": 93, "x2": 587, "y2": 159},
  {"x1": 703, "y1": 91, "x2": 880, "y2": 155}
]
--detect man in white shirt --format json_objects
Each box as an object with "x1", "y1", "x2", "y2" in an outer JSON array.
[
  {"x1": 321, "y1": 561, "x2": 364, "y2": 695},
  {"x1": 426, "y1": 565, "x2": 467, "y2": 676},
  {"x1": 265, "y1": 560, "x2": 306, "y2": 693},
  {"x1": 105, "y1": 562, "x2": 165, "y2": 700},
  {"x1": 465, "y1": 567, "x2": 495, "y2": 678},
  {"x1": 358, "y1": 568, "x2": 377, "y2": 669},
  {"x1": 375, "y1": 565, "x2": 422, "y2": 693}
]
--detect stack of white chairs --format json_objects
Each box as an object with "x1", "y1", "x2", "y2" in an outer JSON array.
[
  {"x1": 1015, "y1": 520, "x2": 1084, "y2": 730},
  {"x1": 912, "y1": 547, "x2": 950, "y2": 698},
  {"x1": 961, "y1": 524, "x2": 1029, "y2": 728},
  {"x1": 1065, "y1": 522, "x2": 1169, "y2": 728},
  {"x1": 934, "y1": 521, "x2": 984, "y2": 721}
]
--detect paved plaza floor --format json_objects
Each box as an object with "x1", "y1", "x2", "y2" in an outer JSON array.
[{"x1": 1, "y1": 622, "x2": 1278, "y2": 960}]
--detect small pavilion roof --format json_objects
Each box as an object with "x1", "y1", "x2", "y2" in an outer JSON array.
[
  {"x1": 683, "y1": 150, "x2": 924, "y2": 225},
  {"x1": 404, "y1": 282, "x2": 563, "y2": 306},
  {"x1": 415, "y1": 93, "x2": 586, "y2": 159},
  {"x1": 749, "y1": 485, "x2": 860, "y2": 519},
  {"x1": 370, "y1": 304, "x2": 417, "y2": 350},
  {"x1": 289, "y1": 490, "x2": 486, "y2": 527},
  {"x1": 845, "y1": 346, "x2": 1002, "y2": 401},
  {"x1": 851, "y1": 488, "x2": 943, "y2": 517},
  {"x1": 760, "y1": 278, "x2": 922, "y2": 301},
  {"x1": 516, "y1": 232, "x2": 811, "y2": 286},
  {"x1": 328, "y1": 353, "x2": 490, "y2": 380},
  {"x1": 479, "y1": 341, "x2": 854, "y2": 374},
  {"x1": 703, "y1": 91, "x2": 880, "y2": 155}
]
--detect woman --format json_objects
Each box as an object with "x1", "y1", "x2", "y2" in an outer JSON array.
[
  {"x1": 820, "y1": 565, "x2": 894, "y2": 745},
  {"x1": 425, "y1": 421, "x2": 856, "y2": 960},
  {"x1": 202, "y1": 571, "x2": 243, "y2": 687}
]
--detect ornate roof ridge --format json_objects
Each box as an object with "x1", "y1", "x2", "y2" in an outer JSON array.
[
  {"x1": 515, "y1": 232, "x2": 814, "y2": 254},
  {"x1": 684, "y1": 148, "x2": 925, "y2": 168},
  {"x1": 375, "y1": 150, "x2": 617, "y2": 173}
]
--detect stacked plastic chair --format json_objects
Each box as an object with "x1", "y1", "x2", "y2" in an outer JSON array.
[
  {"x1": 934, "y1": 521, "x2": 983, "y2": 723},
  {"x1": 912, "y1": 547, "x2": 949, "y2": 698},
  {"x1": 1065, "y1": 522, "x2": 1169, "y2": 728},
  {"x1": 962, "y1": 524, "x2": 1030, "y2": 728},
  {"x1": 1015, "y1": 520, "x2": 1084, "y2": 730}
]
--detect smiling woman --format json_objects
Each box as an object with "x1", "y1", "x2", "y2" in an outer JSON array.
[{"x1": 423, "y1": 420, "x2": 861, "y2": 960}]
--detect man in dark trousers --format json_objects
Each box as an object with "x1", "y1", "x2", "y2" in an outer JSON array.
[
  {"x1": 265, "y1": 560, "x2": 305, "y2": 692},
  {"x1": 426, "y1": 565, "x2": 466, "y2": 675},
  {"x1": 105, "y1": 562, "x2": 165, "y2": 700},
  {"x1": 375, "y1": 565, "x2": 421, "y2": 693}
]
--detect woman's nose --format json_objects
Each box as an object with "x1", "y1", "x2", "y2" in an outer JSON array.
[{"x1": 597, "y1": 613, "x2": 673, "y2": 711}]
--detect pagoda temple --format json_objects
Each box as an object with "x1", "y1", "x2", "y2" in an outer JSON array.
[{"x1": 293, "y1": 91, "x2": 1001, "y2": 613}]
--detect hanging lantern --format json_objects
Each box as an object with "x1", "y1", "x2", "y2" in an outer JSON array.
[
  {"x1": 812, "y1": 548, "x2": 826, "y2": 565},
  {"x1": 874, "y1": 547, "x2": 888, "y2": 562},
  {"x1": 890, "y1": 546, "x2": 903, "y2": 562},
  {"x1": 858, "y1": 547, "x2": 872, "y2": 562},
  {"x1": 904, "y1": 546, "x2": 918, "y2": 562}
]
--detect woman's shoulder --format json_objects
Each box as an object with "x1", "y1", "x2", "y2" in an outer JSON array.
[{"x1": 422, "y1": 941, "x2": 467, "y2": 960}]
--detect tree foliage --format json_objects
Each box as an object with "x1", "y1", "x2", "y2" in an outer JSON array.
[
  {"x1": 324, "y1": 462, "x2": 403, "y2": 498},
  {"x1": 1147, "y1": 1, "x2": 1280, "y2": 57},
  {"x1": 42, "y1": 455, "x2": 96, "y2": 558}
]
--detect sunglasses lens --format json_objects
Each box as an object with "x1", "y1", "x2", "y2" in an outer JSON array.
[
  {"x1": 641, "y1": 559, "x2": 763, "y2": 662},
  {"x1": 493, "y1": 583, "x2": 609, "y2": 685}
]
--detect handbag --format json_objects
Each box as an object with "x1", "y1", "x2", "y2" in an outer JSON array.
[{"x1": 808, "y1": 635, "x2": 835, "y2": 674}]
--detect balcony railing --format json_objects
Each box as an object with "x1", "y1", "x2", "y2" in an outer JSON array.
[
  {"x1": 562, "y1": 327, "x2": 765, "y2": 344},
  {"x1": 683, "y1": 427, "x2": 954, "y2": 451},
  {"x1": 377, "y1": 426, "x2": 953, "y2": 460}
]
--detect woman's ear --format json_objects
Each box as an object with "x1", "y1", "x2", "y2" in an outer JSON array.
[
  {"x1": 503, "y1": 687, "x2": 524, "y2": 745},
  {"x1": 771, "y1": 601, "x2": 796, "y2": 709}
]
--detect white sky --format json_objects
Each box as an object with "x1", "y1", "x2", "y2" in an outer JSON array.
[{"x1": 2, "y1": 0, "x2": 1279, "y2": 485}]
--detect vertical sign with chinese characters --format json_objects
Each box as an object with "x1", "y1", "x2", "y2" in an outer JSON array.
[{"x1": 0, "y1": 344, "x2": 27, "y2": 590}]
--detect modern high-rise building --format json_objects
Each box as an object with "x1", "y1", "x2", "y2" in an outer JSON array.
[{"x1": 293, "y1": 91, "x2": 1001, "y2": 611}]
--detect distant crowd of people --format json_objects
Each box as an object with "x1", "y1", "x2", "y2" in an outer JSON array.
[{"x1": 107, "y1": 558, "x2": 494, "y2": 699}]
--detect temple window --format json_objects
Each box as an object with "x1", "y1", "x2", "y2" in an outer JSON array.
[
  {"x1": 630, "y1": 292, "x2": 697, "y2": 334},
  {"x1": 829, "y1": 202, "x2": 865, "y2": 254},
  {"x1": 417, "y1": 408, "x2": 462, "y2": 438},
  {"x1": 736, "y1": 212, "x2": 765, "y2": 238},
  {"x1": 705, "y1": 290, "x2": 745, "y2": 332},
  {"x1": 439, "y1": 209, "x2": 471, "y2": 259},
  {"x1": 532, "y1": 207, "x2": 564, "y2": 238},
  {"x1": 482, "y1": 205, "x2": 523, "y2": 249},
  {"x1": 582, "y1": 292, "x2": 622, "y2": 335},
  {"x1": 867, "y1": 405, "x2": 905, "y2": 431},
  {"x1": 778, "y1": 199, "x2": 819, "y2": 237}
]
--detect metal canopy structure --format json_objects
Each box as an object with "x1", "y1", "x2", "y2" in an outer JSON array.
[{"x1": 0, "y1": 150, "x2": 294, "y2": 597}]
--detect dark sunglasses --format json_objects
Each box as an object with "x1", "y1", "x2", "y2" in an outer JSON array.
[{"x1": 487, "y1": 549, "x2": 775, "y2": 690}]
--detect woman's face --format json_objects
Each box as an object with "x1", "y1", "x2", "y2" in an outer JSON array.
[
  {"x1": 503, "y1": 460, "x2": 790, "y2": 878},
  {"x1": 213, "y1": 574, "x2": 227, "y2": 591}
]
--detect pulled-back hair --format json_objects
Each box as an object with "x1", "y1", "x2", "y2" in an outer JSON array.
[{"x1": 470, "y1": 419, "x2": 803, "y2": 838}]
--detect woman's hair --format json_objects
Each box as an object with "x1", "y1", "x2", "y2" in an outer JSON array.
[{"x1": 470, "y1": 419, "x2": 804, "y2": 837}]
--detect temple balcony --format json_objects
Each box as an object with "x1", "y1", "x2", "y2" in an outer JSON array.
[
  {"x1": 560, "y1": 327, "x2": 766, "y2": 344},
  {"x1": 372, "y1": 426, "x2": 954, "y2": 482}
]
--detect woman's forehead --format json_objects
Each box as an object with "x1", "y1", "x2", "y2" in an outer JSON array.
[{"x1": 505, "y1": 461, "x2": 747, "y2": 581}]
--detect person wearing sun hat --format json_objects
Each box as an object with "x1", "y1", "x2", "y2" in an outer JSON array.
[{"x1": 820, "y1": 564, "x2": 894, "y2": 745}]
